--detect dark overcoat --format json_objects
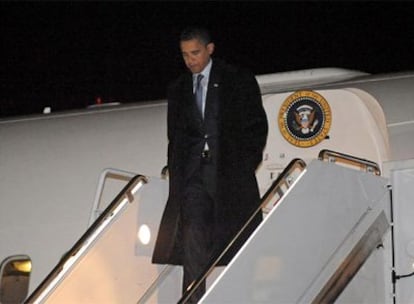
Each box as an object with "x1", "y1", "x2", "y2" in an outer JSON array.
[{"x1": 152, "y1": 59, "x2": 268, "y2": 266}]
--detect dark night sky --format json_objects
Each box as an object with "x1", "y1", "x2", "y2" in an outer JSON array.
[{"x1": 1, "y1": 1, "x2": 414, "y2": 117}]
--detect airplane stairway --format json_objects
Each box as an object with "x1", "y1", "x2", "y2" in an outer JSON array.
[
  {"x1": 25, "y1": 175, "x2": 183, "y2": 303},
  {"x1": 25, "y1": 152, "x2": 392, "y2": 303},
  {"x1": 199, "y1": 157, "x2": 391, "y2": 303}
]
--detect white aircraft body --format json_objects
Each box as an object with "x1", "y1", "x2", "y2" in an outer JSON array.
[{"x1": 1, "y1": 67, "x2": 414, "y2": 303}]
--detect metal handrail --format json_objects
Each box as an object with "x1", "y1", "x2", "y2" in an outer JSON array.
[
  {"x1": 318, "y1": 149, "x2": 381, "y2": 176},
  {"x1": 25, "y1": 175, "x2": 148, "y2": 303},
  {"x1": 88, "y1": 168, "x2": 138, "y2": 226},
  {"x1": 89, "y1": 166, "x2": 168, "y2": 224},
  {"x1": 261, "y1": 158, "x2": 307, "y2": 214},
  {"x1": 177, "y1": 158, "x2": 307, "y2": 304}
]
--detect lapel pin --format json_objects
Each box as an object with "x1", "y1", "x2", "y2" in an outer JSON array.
[{"x1": 213, "y1": 83, "x2": 219, "y2": 88}]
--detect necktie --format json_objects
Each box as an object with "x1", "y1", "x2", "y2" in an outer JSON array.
[{"x1": 195, "y1": 74, "x2": 204, "y2": 116}]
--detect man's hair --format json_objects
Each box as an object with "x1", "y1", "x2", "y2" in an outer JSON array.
[{"x1": 180, "y1": 27, "x2": 212, "y2": 45}]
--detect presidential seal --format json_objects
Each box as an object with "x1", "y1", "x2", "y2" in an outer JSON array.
[{"x1": 278, "y1": 90, "x2": 331, "y2": 147}]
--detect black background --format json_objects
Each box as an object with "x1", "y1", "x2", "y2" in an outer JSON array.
[{"x1": 1, "y1": 1, "x2": 413, "y2": 117}]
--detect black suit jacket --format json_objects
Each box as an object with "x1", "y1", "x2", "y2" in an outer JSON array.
[{"x1": 152, "y1": 59, "x2": 268, "y2": 266}]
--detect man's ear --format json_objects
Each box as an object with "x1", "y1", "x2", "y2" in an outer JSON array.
[{"x1": 207, "y1": 43, "x2": 215, "y2": 55}]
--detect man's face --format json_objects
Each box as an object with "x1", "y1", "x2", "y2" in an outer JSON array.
[{"x1": 180, "y1": 38, "x2": 214, "y2": 74}]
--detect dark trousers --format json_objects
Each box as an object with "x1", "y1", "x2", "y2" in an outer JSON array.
[{"x1": 181, "y1": 160, "x2": 216, "y2": 303}]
